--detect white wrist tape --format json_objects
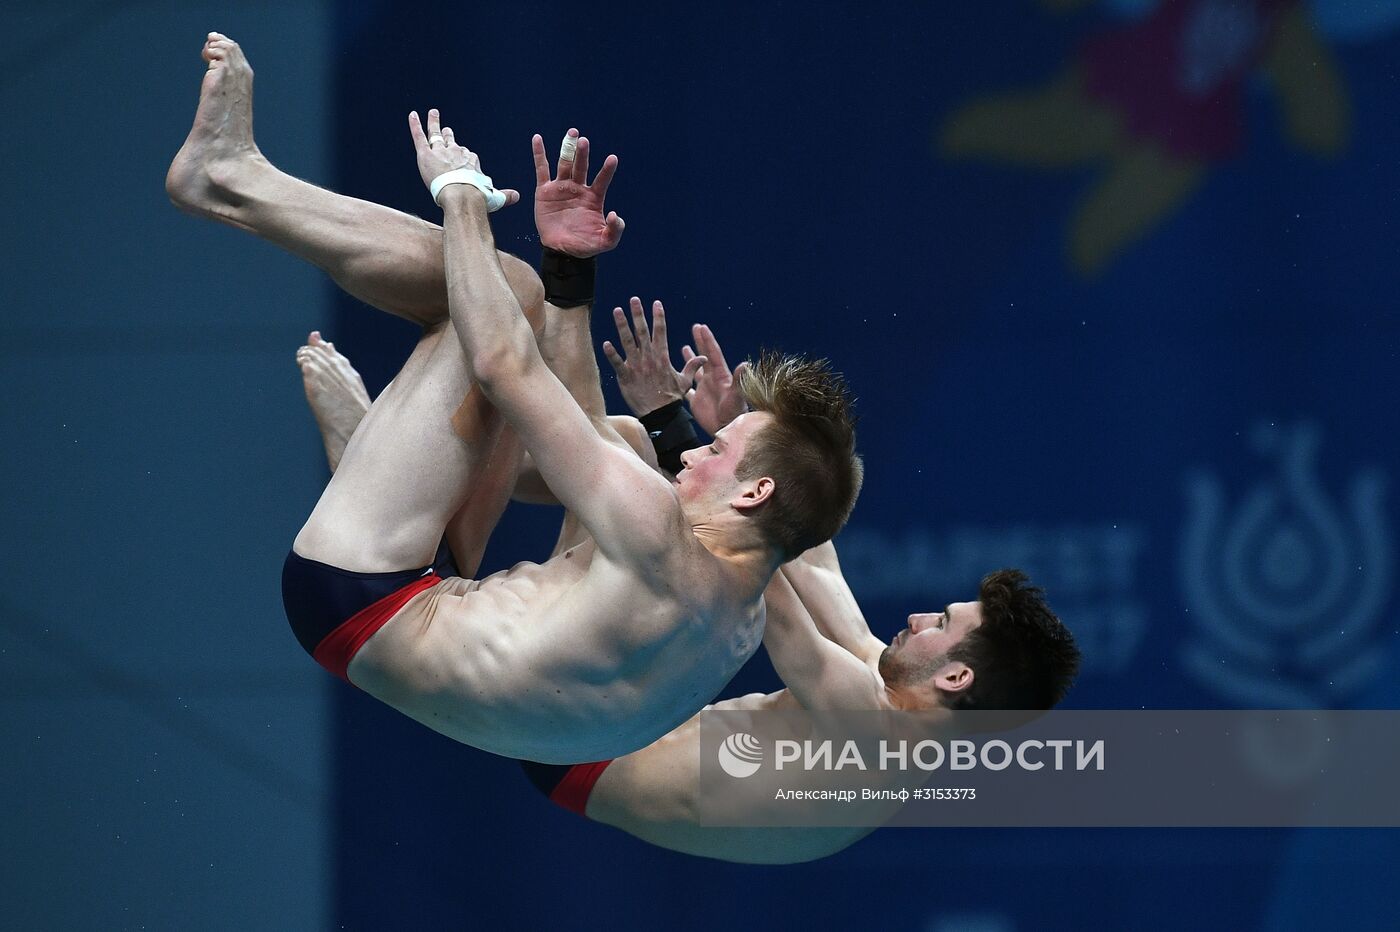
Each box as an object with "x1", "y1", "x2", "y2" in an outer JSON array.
[{"x1": 430, "y1": 168, "x2": 507, "y2": 211}]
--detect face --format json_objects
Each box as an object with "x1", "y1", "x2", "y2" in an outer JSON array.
[
  {"x1": 673, "y1": 411, "x2": 774, "y2": 511},
  {"x1": 878, "y1": 601, "x2": 984, "y2": 691}
]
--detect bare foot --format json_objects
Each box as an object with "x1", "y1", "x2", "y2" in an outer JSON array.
[
  {"x1": 165, "y1": 33, "x2": 267, "y2": 219},
  {"x1": 297, "y1": 331, "x2": 372, "y2": 472}
]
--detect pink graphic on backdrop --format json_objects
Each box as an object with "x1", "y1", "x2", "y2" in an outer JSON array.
[{"x1": 942, "y1": 0, "x2": 1358, "y2": 275}]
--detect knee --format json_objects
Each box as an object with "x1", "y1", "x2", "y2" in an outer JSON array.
[{"x1": 336, "y1": 240, "x2": 451, "y2": 326}]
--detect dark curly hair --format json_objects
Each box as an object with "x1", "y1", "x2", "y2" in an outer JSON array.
[{"x1": 944, "y1": 569, "x2": 1080, "y2": 710}]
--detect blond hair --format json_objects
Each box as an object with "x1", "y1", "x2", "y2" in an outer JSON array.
[{"x1": 736, "y1": 351, "x2": 863, "y2": 559}]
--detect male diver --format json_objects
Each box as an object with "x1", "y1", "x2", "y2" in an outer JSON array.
[{"x1": 168, "y1": 33, "x2": 862, "y2": 762}]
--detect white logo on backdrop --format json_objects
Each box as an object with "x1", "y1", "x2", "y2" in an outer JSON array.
[{"x1": 1180, "y1": 422, "x2": 1391, "y2": 706}]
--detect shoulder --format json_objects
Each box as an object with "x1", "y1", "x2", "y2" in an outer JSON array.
[
  {"x1": 585, "y1": 453, "x2": 687, "y2": 554},
  {"x1": 633, "y1": 475, "x2": 696, "y2": 557},
  {"x1": 607, "y1": 415, "x2": 653, "y2": 462}
]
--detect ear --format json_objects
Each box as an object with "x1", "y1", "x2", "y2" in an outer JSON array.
[
  {"x1": 731, "y1": 475, "x2": 775, "y2": 513},
  {"x1": 934, "y1": 660, "x2": 974, "y2": 696}
]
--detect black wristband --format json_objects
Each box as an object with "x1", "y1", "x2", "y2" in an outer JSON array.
[
  {"x1": 541, "y1": 247, "x2": 596, "y2": 307},
  {"x1": 639, "y1": 399, "x2": 703, "y2": 475}
]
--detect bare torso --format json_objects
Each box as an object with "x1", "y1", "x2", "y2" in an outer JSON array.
[
  {"x1": 585, "y1": 689, "x2": 881, "y2": 865},
  {"x1": 347, "y1": 537, "x2": 766, "y2": 763}
]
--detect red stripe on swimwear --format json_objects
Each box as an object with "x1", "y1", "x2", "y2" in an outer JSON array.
[
  {"x1": 549, "y1": 760, "x2": 615, "y2": 816},
  {"x1": 312, "y1": 573, "x2": 442, "y2": 682}
]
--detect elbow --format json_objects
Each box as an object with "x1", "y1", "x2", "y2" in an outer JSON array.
[
  {"x1": 468, "y1": 351, "x2": 511, "y2": 391},
  {"x1": 469, "y1": 336, "x2": 534, "y2": 391}
]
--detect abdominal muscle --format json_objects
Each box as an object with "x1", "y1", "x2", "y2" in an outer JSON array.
[{"x1": 345, "y1": 540, "x2": 758, "y2": 763}]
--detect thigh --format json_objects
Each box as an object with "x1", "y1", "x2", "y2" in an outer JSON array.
[
  {"x1": 442, "y1": 423, "x2": 525, "y2": 577},
  {"x1": 294, "y1": 324, "x2": 504, "y2": 572}
]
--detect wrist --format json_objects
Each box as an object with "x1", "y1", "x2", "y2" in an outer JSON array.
[
  {"x1": 638, "y1": 397, "x2": 685, "y2": 424},
  {"x1": 439, "y1": 184, "x2": 485, "y2": 211},
  {"x1": 432, "y1": 166, "x2": 508, "y2": 212},
  {"x1": 540, "y1": 246, "x2": 596, "y2": 308},
  {"x1": 640, "y1": 400, "x2": 702, "y2": 474}
]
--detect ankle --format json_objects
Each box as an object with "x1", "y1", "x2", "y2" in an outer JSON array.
[{"x1": 204, "y1": 150, "x2": 271, "y2": 200}]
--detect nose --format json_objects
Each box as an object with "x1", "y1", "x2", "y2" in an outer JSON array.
[
  {"x1": 907, "y1": 613, "x2": 938, "y2": 633},
  {"x1": 679, "y1": 448, "x2": 696, "y2": 469}
]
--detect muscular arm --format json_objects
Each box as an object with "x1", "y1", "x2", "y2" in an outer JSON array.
[
  {"x1": 544, "y1": 299, "x2": 610, "y2": 421},
  {"x1": 780, "y1": 542, "x2": 887, "y2": 665},
  {"x1": 545, "y1": 415, "x2": 659, "y2": 557},
  {"x1": 511, "y1": 288, "x2": 632, "y2": 504},
  {"x1": 762, "y1": 571, "x2": 884, "y2": 711},
  {"x1": 439, "y1": 189, "x2": 680, "y2": 562},
  {"x1": 529, "y1": 127, "x2": 626, "y2": 431},
  {"x1": 405, "y1": 114, "x2": 682, "y2": 565},
  {"x1": 505, "y1": 131, "x2": 668, "y2": 516}
]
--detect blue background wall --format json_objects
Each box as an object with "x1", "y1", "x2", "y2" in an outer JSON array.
[
  {"x1": 1, "y1": 4, "x2": 334, "y2": 929},
  {"x1": 4, "y1": 0, "x2": 1398, "y2": 929},
  {"x1": 325, "y1": 1, "x2": 1400, "y2": 929}
]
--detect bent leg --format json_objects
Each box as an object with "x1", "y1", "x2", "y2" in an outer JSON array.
[
  {"x1": 297, "y1": 331, "x2": 371, "y2": 472},
  {"x1": 442, "y1": 433, "x2": 524, "y2": 576},
  {"x1": 167, "y1": 33, "x2": 543, "y2": 325},
  {"x1": 291, "y1": 306, "x2": 647, "y2": 578},
  {"x1": 293, "y1": 321, "x2": 496, "y2": 572},
  {"x1": 297, "y1": 329, "x2": 529, "y2": 577},
  {"x1": 432, "y1": 296, "x2": 645, "y2": 570}
]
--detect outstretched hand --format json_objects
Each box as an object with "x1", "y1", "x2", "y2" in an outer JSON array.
[
  {"x1": 408, "y1": 109, "x2": 520, "y2": 206},
  {"x1": 532, "y1": 129, "x2": 625, "y2": 257},
  {"x1": 602, "y1": 298, "x2": 706, "y2": 416},
  {"x1": 684, "y1": 323, "x2": 750, "y2": 436}
]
